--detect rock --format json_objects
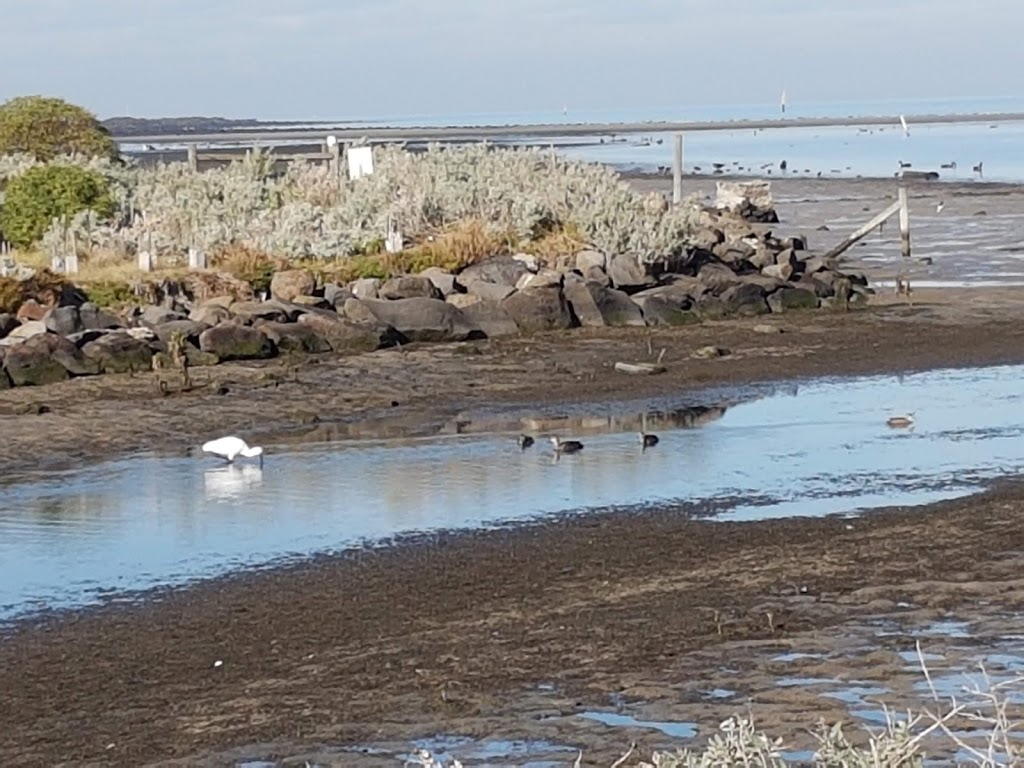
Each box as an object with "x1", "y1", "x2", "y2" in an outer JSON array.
[
  {"x1": 606, "y1": 253, "x2": 654, "y2": 292},
  {"x1": 43, "y1": 306, "x2": 83, "y2": 336},
  {"x1": 2, "y1": 334, "x2": 71, "y2": 386},
  {"x1": 501, "y1": 285, "x2": 575, "y2": 334},
  {"x1": 747, "y1": 246, "x2": 776, "y2": 271},
  {"x1": 297, "y1": 311, "x2": 398, "y2": 354},
  {"x1": 692, "y1": 345, "x2": 731, "y2": 359},
  {"x1": 356, "y1": 297, "x2": 481, "y2": 344},
  {"x1": 149, "y1": 319, "x2": 209, "y2": 346},
  {"x1": 762, "y1": 263, "x2": 794, "y2": 281},
  {"x1": 15, "y1": 299, "x2": 46, "y2": 322},
  {"x1": 140, "y1": 305, "x2": 186, "y2": 326},
  {"x1": 419, "y1": 267, "x2": 457, "y2": 297},
  {"x1": 634, "y1": 276, "x2": 708, "y2": 306},
  {"x1": 713, "y1": 241, "x2": 756, "y2": 269},
  {"x1": 323, "y1": 283, "x2": 354, "y2": 309},
  {"x1": 350, "y1": 277, "x2": 381, "y2": 300},
  {"x1": 785, "y1": 236, "x2": 807, "y2": 251},
  {"x1": 0, "y1": 314, "x2": 17, "y2": 340},
  {"x1": 768, "y1": 286, "x2": 820, "y2": 313},
  {"x1": 753, "y1": 324, "x2": 783, "y2": 334},
  {"x1": 591, "y1": 285, "x2": 647, "y2": 327},
  {"x1": 698, "y1": 262, "x2": 742, "y2": 293},
  {"x1": 0, "y1": 366, "x2": 10, "y2": 389},
  {"x1": 690, "y1": 227, "x2": 725, "y2": 252},
  {"x1": 584, "y1": 266, "x2": 611, "y2": 287},
  {"x1": 801, "y1": 255, "x2": 836, "y2": 275},
  {"x1": 82, "y1": 332, "x2": 155, "y2": 374},
  {"x1": 775, "y1": 248, "x2": 798, "y2": 268},
  {"x1": 516, "y1": 269, "x2": 563, "y2": 291},
  {"x1": 575, "y1": 250, "x2": 607, "y2": 272},
  {"x1": 720, "y1": 283, "x2": 770, "y2": 316},
  {"x1": 229, "y1": 299, "x2": 300, "y2": 325},
  {"x1": 189, "y1": 300, "x2": 232, "y2": 326},
  {"x1": 270, "y1": 269, "x2": 316, "y2": 302},
  {"x1": 797, "y1": 274, "x2": 836, "y2": 299},
  {"x1": 512, "y1": 253, "x2": 540, "y2": 273},
  {"x1": 457, "y1": 299, "x2": 520, "y2": 338},
  {"x1": 464, "y1": 280, "x2": 516, "y2": 302},
  {"x1": 563, "y1": 281, "x2": 604, "y2": 327},
  {"x1": 446, "y1": 293, "x2": 482, "y2": 309},
  {"x1": 456, "y1": 256, "x2": 530, "y2": 289},
  {"x1": 66, "y1": 329, "x2": 109, "y2": 348},
  {"x1": 79, "y1": 302, "x2": 123, "y2": 330},
  {"x1": 633, "y1": 295, "x2": 701, "y2": 326},
  {"x1": 199, "y1": 325, "x2": 277, "y2": 361},
  {"x1": 255, "y1": 320, "x2": 333, "y2": 354},
  {"x1": 379, "y1": 275, "x2": 443, "y2": 301},
  {"x1": 291, "y1": 295, "x2": 333, "y2": 310},
  {"x1": 1, "y1": 320, "x2": 47, "y2": 344}
]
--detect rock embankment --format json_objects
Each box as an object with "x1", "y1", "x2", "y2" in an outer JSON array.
[{"x1": 0, "y1": 189, "x2": 871, "y2": 389}]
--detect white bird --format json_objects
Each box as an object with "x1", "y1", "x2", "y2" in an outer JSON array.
[
  {"x1": 201, "y1": 436, "x2": 264, "y2": 466},
  {"x1": 936, "y1": 200, "x2": 945, "y2": 214}
]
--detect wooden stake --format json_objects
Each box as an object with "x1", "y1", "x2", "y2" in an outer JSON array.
[
  {"x1": 898, "y1": 186, "x2": 911, "y2": 259},
  {"x1": 822, "y1": 199, "x2": 902, "y2": 261},
  {"x1": 187, "y1": 143, "x2": 198, "y2": 171},
  {"x1": 672, "y1": 133, "x2": 684, "y2": 205}
]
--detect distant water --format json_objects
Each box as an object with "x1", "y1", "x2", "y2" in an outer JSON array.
[{"x1": 124, "y1": 97, "x2": 1024, "y2": 183}]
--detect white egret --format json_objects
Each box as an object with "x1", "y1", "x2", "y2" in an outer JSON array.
[{"x1": 201, "y1": 436, "x2": 264, "y2": 466}]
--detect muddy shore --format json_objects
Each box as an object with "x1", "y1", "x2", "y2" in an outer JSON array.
[
  {"x1": 3, "y1": 287, "x2": 1024, "y2": 482},
  {"x1": 3, "y1": 473, "x2": 1024, "y2": 766},
  {"x1": 4, "y1": 173, "x2": 1024, "y2": 765}
]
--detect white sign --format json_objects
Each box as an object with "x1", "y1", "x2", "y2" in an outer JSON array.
[{"x1": 347, "y1": 146, "x2": 374, "y2": 180}]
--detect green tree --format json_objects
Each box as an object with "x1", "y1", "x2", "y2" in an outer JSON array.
[
  {"x1": 0, "y1": 164, "x2": 115, "y2": 248},
  {"x1": 0, "y1": 96, "x2": 119, "y2": 162}
]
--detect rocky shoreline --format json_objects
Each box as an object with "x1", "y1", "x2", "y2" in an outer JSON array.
[{"x1": 0, "y1": 185, "x2": 870, "y2": 389}]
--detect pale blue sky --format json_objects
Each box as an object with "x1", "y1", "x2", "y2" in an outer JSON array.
[{"x1": 0, "y1": 0, "x2": 1018, "y2": 120}]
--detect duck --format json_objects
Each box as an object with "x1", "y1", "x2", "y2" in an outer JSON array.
[
  {"x1": 549, "y1": 435, "x2": 584, "y2": 454},
  {"x1": 886, "y1": 414, "x2": 915, "y2": 429},
  {"x1": 517, "y1": 434, "x2": 535, "y2": 449},
  {"x1": 639, "y1": 432, "x2": 660, "y2": 449}
]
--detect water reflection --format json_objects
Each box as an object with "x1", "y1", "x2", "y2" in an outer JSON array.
[
  {"x1": 203, "y1": 465, "x2": 265, "y2": 502},
  {"x1": 1, "y1": 364, "x2": 1023, "y2": 619}
]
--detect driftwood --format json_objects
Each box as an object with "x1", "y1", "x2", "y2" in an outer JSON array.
[{"x1": 614, "y1": 361, "x2": 667, "y2": 375}]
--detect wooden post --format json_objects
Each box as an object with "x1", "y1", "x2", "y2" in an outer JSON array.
[
  {"x1": 822, "y1": 199, "x2": 903, "y2": 261},
  {"x1": 64, "y1": 252, "x2": 79, "y2": 275},
  {"x1": 188, "y1": 246, "x2": 207, "y2": 270},
  {"x1": 898, "y1": 186, "x2": 911, "y2": 259},
  {"x1": 138, "y1": 250, "x2": 153, "y2": 272},
  {"x1": 329, "y1": 141, "x2": 342, "y2": 178},
  {"x1": 672, "y1": 133, "x2": 684, "y2": 205},
  {"x1": 187, "y1": 143, "x2": 198, "y2": 171}
]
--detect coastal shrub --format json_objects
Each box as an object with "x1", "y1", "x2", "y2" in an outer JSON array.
[
  {"x1": 211, "y1": 243, "x2": 283, "y2": 295},
  {"x1": 1, "y1": 144, "x2": 701, "y2": 270},
  {"x1": 0, "y1": 164, "x2": 116, "y2": 248},
  {"x1": 0, "y1": 96, "x2": 119, "y2": 162}
]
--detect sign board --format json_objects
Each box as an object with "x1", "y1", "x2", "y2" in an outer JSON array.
[{"x1": 347, "y1": 146, "x2": 374, "y2": 180}]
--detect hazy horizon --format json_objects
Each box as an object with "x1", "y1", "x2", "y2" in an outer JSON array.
[{"x1": 0, "y1": 0, "x2": 1019, "y2": 121}]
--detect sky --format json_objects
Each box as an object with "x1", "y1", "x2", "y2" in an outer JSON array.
[{"x1": 0, "y1": 0, "x2": 1020, "y2": 121}]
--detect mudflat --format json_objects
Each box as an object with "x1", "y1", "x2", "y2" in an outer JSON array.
[{"x1": 4, "y1": 174, "x2": 1024, "y2": 766}]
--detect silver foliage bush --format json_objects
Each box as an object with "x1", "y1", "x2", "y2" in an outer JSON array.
[{"x1": 2, "y1": 144, "x2": 699, "y2": 265}]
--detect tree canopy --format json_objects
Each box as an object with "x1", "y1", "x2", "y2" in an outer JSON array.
[{"x1": 0, "y1": 96, "x2": 119, "y2": 162}]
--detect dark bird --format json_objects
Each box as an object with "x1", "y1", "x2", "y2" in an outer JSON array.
[
  {"x1": 517, "y1": 434, "x2": 534, "y2": 449},
  {"x1": 550, "y1": 436, "x2": 584, "y2": 454},
  {"x1": 639, "y1": 432, "x2": 660, "y2": 449}
]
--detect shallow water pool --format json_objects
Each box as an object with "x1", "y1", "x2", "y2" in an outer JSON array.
[{"x1": 2, "y1": 363, "x2": 1023, "y2": 621}]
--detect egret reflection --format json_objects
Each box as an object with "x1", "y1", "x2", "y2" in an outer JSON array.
[{"x1": 203, "y1": 464, "x2": 264, "y2": 501}]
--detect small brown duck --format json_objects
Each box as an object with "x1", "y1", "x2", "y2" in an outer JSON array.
[{"x1": 886, "y1": 413, "x2": 915, "y2": 429}]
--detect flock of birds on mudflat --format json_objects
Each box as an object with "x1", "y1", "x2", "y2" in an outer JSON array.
[{"x1": 200, "y1": 413, "x2": 915, "y2": 467}]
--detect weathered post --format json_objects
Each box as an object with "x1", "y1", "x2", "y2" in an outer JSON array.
[
  {"x1": 187, "y1": 143, "x2": 198, "y2": 172},
  {"x1": 672, "y1": 133, "x2": 684, "y2": 205},
  {"x1": 898, "y1": 186, "x2": 911, "y2": 259},
  {"x1": 138, "y1": 250, "x2": 154, "y2": 272}
]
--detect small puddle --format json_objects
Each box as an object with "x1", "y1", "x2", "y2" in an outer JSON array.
[
  {"x1": 578, "y1": 711, "x2": 698, "y2": 739},
  {"x1": 3, "y1": 363, "x2": 1024, "y2": 619}
]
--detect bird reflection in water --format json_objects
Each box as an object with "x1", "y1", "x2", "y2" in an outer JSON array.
[{"x1": 203, "y1": 464, "x2": 265, "y2": 501}]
